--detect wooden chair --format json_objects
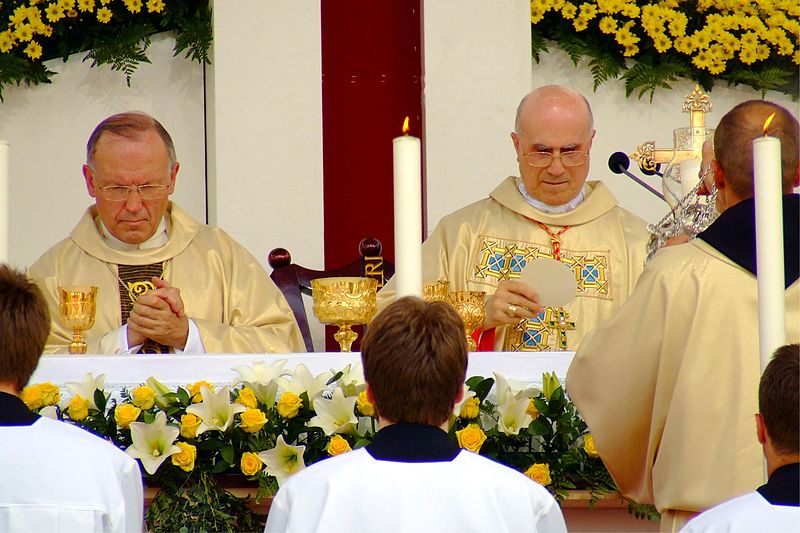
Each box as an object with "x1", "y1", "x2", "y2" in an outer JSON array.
[{"x1": 268, "y1": 237, "x2": 394, "y2": 352}]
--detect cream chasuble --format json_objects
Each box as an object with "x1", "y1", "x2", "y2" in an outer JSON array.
[
  {"x1": 29, "y1": 202, "x2": 305, "y2": 354},
  {"x1": 567, "y1": 240, "x2": 800, "y2": 516},
  {"x1": 380, "y1": 177, "x2": 649, "y2": 351}
]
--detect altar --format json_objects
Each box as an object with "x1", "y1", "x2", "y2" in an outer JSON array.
[{"x1": 31, "y1": 351, "x2": 575, "y2": 394}]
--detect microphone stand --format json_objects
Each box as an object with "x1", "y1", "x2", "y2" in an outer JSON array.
[{"x1": 607, "y1": 152, "x2": 665, "y2": 201}]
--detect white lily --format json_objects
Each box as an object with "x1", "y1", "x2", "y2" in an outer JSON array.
[
  {"x1": 126, "y1": 411, "x2": 181, "y2": 474},
  {"x1": 496, "y1": 395, "x2": 534, "y2": 436},
  {"x1": 276, "y1": 364, "x2": 331, "y2": 400},
  {"x1": 232, "y1": 359, "x2": 288, "y2": 408},
  {"x1": 333, "y1": 363, "x2": 365, "y2": 397},
  {"x1": 185, "y1": 385, "x2": 246, "y2": 435},
  {"x1": 493, "y1": 371, "x2": 540, "y2": 404},
  {"x1": 452, "y1": 386, "x2": 477, "y2": 417},
  {"x1": 39, "y1": 405, "x2": 59, "y2": 420},
  {"x1": 257, "y1": 435, "x2": 306, "y2": 486},
  {"x1": 64, "y1": 373, "x2": 106, "y2": 410},
  {"x1": 308, "y1": 388, "x2": 358, "y2": 436}
]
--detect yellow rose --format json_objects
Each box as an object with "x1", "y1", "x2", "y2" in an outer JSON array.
[
  {"x1": 114, "y1": 403, "x2": 141, "y2": 429},
  {"x1": 527, "y1": 399, "x2": 539, "y2": 419},
  {"x1": 171, "y1": 442, "x2": 197, "y2": 472},
  {"x1": 525, "y1": 463, "x2": 552, "y2": 486},
  {"x1": 239, "y1": 408, "x2": 267, "y2": 434},
  {"x1": 37, "y1": 382, "x2": 61, "y2": 407},
  {"x1": 459, "y1": 397, "x2": 480, "y2": 419},
  {"x1": 240, "y1": 451, "x2": 263, "y2": 476},
  {"x1": 456, "y1": 423, "x2": 487, "y2": 453},
  {"x1": 276, "y1": 391, "x2": 303, "y2": 419},
  {"x1": 21, "y1": 384, "x2": 44, "y2": 411},
  {"x1": 187, "y1": 380, "x2": 215, "y2": 403},
  {"x1": 180, "y1": 413, "x2": 202, "y2": 439},
  {"x1": 583, "y1": 433, "x2": 599, "y2": 458},
  {"x1": 236, "y1": 387, "x2": 258, "y2": 409},
  {"x1": 356, "y1": 390, "x2": 374, "y2": 417},
  {"x1": 68, "y1": 395, "x2": 89, "y2": 421},
  {"x1": 326, "y1": 434, "x2": 352, "y2": 456},
  {"x1": 131, "y1": 385, "x2": 156, "y2": 410}
]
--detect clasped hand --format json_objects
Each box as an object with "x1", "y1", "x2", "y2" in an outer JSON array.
[
  {"x1": 126, "y1": 277, "x2": 189, "y2": 350},
  {"x1": 483, "y1": 280, "x2": 543, "y2": 330}
]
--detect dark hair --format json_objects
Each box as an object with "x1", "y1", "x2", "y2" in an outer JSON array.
[
  {"x1": 86, "y1": 111, "x2": 177, "y2": 170},
  {"x1": 361, "y1": 297, "x2": 467, "y2": 426},
  {"x1": 759, "y1": 343, "x2": 799, "y2": 455},
  {"x1": 0, "y1": 265, "x2": 50, "y2": 391},
  {"x1": 714, "y1": 100, "x2": 799, "y2": 197}
]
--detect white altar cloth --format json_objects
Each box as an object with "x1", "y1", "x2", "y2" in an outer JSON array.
[{"x1": 30, "y1": 352, "x2": 574, "y2": 396}]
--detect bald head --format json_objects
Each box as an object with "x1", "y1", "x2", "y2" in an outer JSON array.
[
  {"x1": 515, "y1": 85, "x2": 594, "y2": 134},
  {"x1": 714, "y1": 100, "x2": 799, "y2": 199}
]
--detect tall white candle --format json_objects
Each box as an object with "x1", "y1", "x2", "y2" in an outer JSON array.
[
  {"x1": 392, "y1": 118, "x2": 422, "y2": 298},
  {"x1": 753, "y1": 132, "x2": 786, "y2": 372},
  {"x1": 0, "y1": 141, "x2": 8, "y2": 264},
  {"x1": 679, "y1": 158, "x2": 701, "y2": 196}
]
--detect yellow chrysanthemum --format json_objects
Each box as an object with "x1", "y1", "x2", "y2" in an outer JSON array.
[
  {"x1": 560, "y1": 2, "x2": 577, "y2": 19},
  {"x1": 147, "y1": 0, "x2": 165, "y2": 13},
  {"x1": 739, "y1": 43, "x2": 759, "y2": 64},
  {"x1": 690, "y1": 30, "x2": 712, "y2": 50},
  {"x1": 39, "y1": 24, "x2": 53, "y2": 37},
  {"x1": 57, "y1": 0, "x2": 75, "y2": 10},
  {"x1": 14, "y1": 24, "x2": 34, "y2": 42},
  {"x1": 623, "y1": 44, "x2": 639, "y2": 57},
  {"x1": 652, "y1": 32, "x2": 672, "y2": 53},
  {"x1": 124, "y1": 0, "x2": 143, "y2": 13},
  {"x1": 96, "y1": 6, "x2": 112, "y2": 22},
  {"x1": 599, "y1": 15, "x2": 617, "y2": 34},
  {"x1": 77, "y1": 0, "x2": 94, "y2": 12},
  {"x1": 10, "y1": 6, "x2": 28, "y2": 26},
  {"x1": 673, "y1": 36, "x2": 694, "y2": 54},
  {"x1": 577, "y1": 2, "x2": 598, "y2": 19},
  {"x1": 667, "y1": 12, "x2": 688, "y2": 37},
  {"x1": 792, "y1": 50, "x2": 800, "y2": 64},
  {"x1": 620, "y1": 3, "x2": 639, "y2": 18},
  {"x1": 572, "y1": 17, "x2": 589, "y2": 31},
  {"x1": 0, "y1": 31, "x2": 16, "y2": 53},
  {"x1": 45, "y1": 4, "x2": 66, "y2": 22}
]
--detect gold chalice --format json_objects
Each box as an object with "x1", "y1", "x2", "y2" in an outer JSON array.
[
  {"x1": 423, "y1": 280, "x2": 450, "y2": 302},
  {"x1": 446, "y1": 290, "x2": 486, "y2": 352},
  {"x1": 311, "y1": 277, "x2": 378, "y2": 352},
  {"x1": 59, "y1": 285, "x2": 98, "y2": 355}
]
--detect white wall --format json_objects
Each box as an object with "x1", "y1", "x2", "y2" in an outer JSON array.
[{"x1": 0, "y1": 34, "x2": 205, "y2": 270}]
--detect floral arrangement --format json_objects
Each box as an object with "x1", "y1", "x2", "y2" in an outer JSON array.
[
  {"x1": 22, "y1": 362, "x2": 653, "y2": 531},
  {"x1": 0, "y1": 0, "x2": 212, "y2": 100},
  {"x1": 530, "y1": 0, "x2": 799, "y2": 100}
]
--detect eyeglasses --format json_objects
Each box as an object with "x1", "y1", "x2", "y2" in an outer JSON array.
[
  {"x1": 522, "y1": 151, "x2": 588, "y2": 168},
  {"x1": 97, "y1": 184, "x2": 170, "y2": 201}
]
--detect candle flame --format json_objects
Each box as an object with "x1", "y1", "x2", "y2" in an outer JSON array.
[
  {"x1": 763, "y1": 112, "x2": 776, "y2": 135},
  {"x1": 402, "y1": 116, "x2": 410, "y2": 135}
]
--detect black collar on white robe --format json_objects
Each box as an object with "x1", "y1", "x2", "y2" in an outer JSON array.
[
  {"x1": 366, "y1": 422, "x2": 461, "y2": 463},
  {"x1": 698, "y1": 194, "x2": 799, "y2": 287},
  {"x1": 757, "y1": 462, "x2": 800, "y2": 506},
  {"x1": 0, "y1": 391, "x2": 39, "y2": 426}
]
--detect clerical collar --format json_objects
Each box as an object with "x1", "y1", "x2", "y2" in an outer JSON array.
[
  {"x1": 365, "y1": 422, "x2": 461, "y2": 463},
  {"x1": 101, "y1": 217, "x2": 169, "y2": 251},
  {"x1": 515, "y1": 177, "x2": 586, "y2": 213}
]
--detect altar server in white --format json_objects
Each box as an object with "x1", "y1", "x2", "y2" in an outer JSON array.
[
  {"x1": 681, "y1": 344, "x2": 800, "y2": 533},
  {"x1": 265, "y1": 297, "x2": 566, "y2": 533},
  {"x1": 0, "y1": 264, "x2": 143, "y2": 532}
]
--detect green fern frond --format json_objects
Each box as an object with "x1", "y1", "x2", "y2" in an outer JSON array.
[
  {"x1": 620, "y1": 61, "x2": 688, "y2": 102},
  {"x1": 531, "y1": 31, "x2": 549, "y2": 63},
  {"x1": 84, "y1": 31, "x2": 152, "y2": 87}
]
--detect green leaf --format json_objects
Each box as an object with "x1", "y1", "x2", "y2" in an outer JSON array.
[
  {"x1": 94, "y1": 389, "x2": 107, "y2": 412},
  {"x1": 220, "y1": 445, "x2": 235, "y2": 465}
]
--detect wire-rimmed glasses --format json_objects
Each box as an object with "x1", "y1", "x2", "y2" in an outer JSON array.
[
  {"x1": 97, "y1": 184, "x2": 170, "y2": 201},
  {"x1": 522, "y1": 150, "x2": 588, "y2": 168}
]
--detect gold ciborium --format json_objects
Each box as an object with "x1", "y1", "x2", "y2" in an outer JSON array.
[
  {"x1": 59, "y1": 285, "x2": 98, "y2": 355},
  {"x1": 446, "y1": 290, "x2": 486, "y2": 352},
  {"x1": 423, "y1": 280, "x2": 450, "y2": 302},
  {"x1": 311, "y1": 277, "x2": 378, "y2": 352}
]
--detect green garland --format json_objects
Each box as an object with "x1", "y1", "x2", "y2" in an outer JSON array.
[
  {"x1": 0, "y1": 0, "x2": 212, "y2": 101},
  {"x1": 530, "y1": 0, "x2": 799, "y2": 101}
]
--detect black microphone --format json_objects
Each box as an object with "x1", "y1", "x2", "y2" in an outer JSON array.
[{"x1": 608, "y1": 152, "x2": 665, "y2": 201}]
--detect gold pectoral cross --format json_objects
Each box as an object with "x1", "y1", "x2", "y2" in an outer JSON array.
[{"x1": 546, "y1": 307, "x2": 575, "y2": 351}]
